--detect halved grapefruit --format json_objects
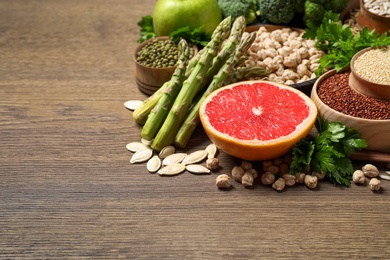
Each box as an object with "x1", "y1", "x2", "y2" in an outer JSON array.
[{"x1": 199, "y1": 81, "x2": 318, "y2": 161}]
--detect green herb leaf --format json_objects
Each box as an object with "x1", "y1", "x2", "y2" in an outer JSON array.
[
  {"x1": 169, "y1": 26, "x2": 211, "y2": 47},
  {"x1": 290, "y1": 117, "x2": 368, "y2": 187},
  {"x1": 303, "y1": 11, "x2": 390, "y2": 76},
  {"x1": 137, "y1": 15, "x2": 156, "y2": 43},
  {"x1": 290, "y1": 138, "x2": 315, "y2": 173}
]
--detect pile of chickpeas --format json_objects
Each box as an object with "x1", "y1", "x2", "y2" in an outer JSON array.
[{"x1": 242, "y1": 26, "x2": 326, "y2": 85}]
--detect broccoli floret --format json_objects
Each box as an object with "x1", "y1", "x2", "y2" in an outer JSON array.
[
  {"x1": 304, "y1": 1, "x2": 325, "y2": 26},
  {"x1": 217, "y1": 0, "x2": 259, "y2": 25},
  {"x1": 303, "y1": 0, "x2": 348, "y2": 27},
  {"x1": 325, "y1": 0, "x2": 349, "y2": 13},
  {"x1": 258, "y1": 0, "x2": 297, "y2": 25}
]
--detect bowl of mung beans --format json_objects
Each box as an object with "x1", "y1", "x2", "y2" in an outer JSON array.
[
  {"x1": 349, "y1": 46, "x2": 390, "y2": 101},
  {"x1": 311, "y1": 68, "x2": 390, "y2": 153},
  {"x1": 134, "y1": 36, "x2": 197, "y2": 95}
]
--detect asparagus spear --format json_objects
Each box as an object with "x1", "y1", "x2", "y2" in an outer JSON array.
[
  {"x1": 184, "y1": 48, "x2": 205, "y2": 78},
  {"x1": 223, "y1": 66, "x2": 270, "y2": 85},
  {"x1": 132, "y1": 37, "x2": 195, "y2": 125},
  {"x1": 150, "y1": 16, "x2": 233, "y2": 151},
  {"x1": 204, "y1": 16, "x2": 246, "y2": 83},
  {"x1": 140, "y1": 39, "x2": 192, "y2": 140},
  {"x1": 132, "y1": 81, "x2": 169, "y2": 125},
  {"x1": 174, "y1": 32, "x2": 265, "y2": 148}
]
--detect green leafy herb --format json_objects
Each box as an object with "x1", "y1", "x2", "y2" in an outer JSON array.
[
  {"x1": 290, "y1": 117, "x2": 368, "y2": 187},
  {"x1": 137, "y1": 15, "x2": 156, "y2": 43},
  {"x1": 169, "y1": 26, "x2": 211, "y2": 47},
  {"x1": 303, "y1": 11, "x2": 390, "y2": 76},
  {"x1": 137, "y1": 16, "x2": 211, "y2": 47}
]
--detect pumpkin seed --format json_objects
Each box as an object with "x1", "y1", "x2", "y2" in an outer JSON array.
[
  {"x1": 186, "y1": 164, "x2": 211, "y2": 174},
  {"x1": 147, "y1": 155, "x2": 162, "y2": 173},
  {"x1": 379, "y1": 172, "x2": 390, "y2": 181},
  {"x1": 182, "y1": 150, "x2": 208, "y2": 165},
  {"x1": 386, "y1": 171, "x2": 390, "y2": 175},
  {"x1": 141, "y1": 138, "x2": 153, "y2": 146},
  {"x1": 124, "y1": 100, "x2": 143, "y2": 111},
  {"x1": 158, "y1": 163, "x2": 186, "y2": 176},
  {"x1": 130, "y1": 149, "x2": 153, "y2": 164},
  {"x1": 205, "y1": 143, "x2": 218, "y2": 158},
  {"x1": 126, "y1": 142, "x2": 150, "y2": 152},
  {"x1": 162, "y1": 153, "x2": 187, "y2": 165},
  {"x1": 159, "y1": 145, "x2": 176, "y2": 159}
]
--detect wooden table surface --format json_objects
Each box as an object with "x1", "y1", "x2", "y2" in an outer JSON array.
[{"x1": 1, "y1": 1, "x2": 389, "y2": 259}]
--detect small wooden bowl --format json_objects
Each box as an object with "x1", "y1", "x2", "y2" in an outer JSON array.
[
  {"x1": 349, "y1": 47, "x2": 390, "y2": 101},
  {"x1": 311, "y1": 69, "x2": 390, "y2": 153},
  {"x1": 357, "y1": 0, "x2": 390, "y2": 35},
  {"x1": 134, "y1": 37, "x2": 197, "y2": 95}
]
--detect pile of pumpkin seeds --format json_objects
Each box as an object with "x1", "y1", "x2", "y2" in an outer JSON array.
[
  {"x1": 125, "y1": 99, "x2": 219, "y2": 176},
  {"x1": 127, "y1": 140, "x2": 219, "y2": 176}
]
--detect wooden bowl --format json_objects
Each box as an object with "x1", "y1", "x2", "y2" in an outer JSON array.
[
  {"x1": 349, "y1": 47, "x2": 390, "y2": 101},
  {"x1": 134, "y1": 37, "x2": 197, "y2": 95},
  {"x1": 357, "y1": 0, "x2": 390, "y2": 35},
  {"x1": 311, "y1": 69, "x2": 390, "y2": 153}
]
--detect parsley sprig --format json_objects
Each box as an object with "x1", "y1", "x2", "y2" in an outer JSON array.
[
  {"x1": 290, "y1": 117, "x2": 368, "y2": 187},
  {"x1": 137, "y1": 15, "x2": 156, "y2": 43},
  {"x1": 137, "y1": 15, "x2": 211, "y2": 47},
  {"x1": 303, "y1": 11, "x2": 390, "y2": 76}
]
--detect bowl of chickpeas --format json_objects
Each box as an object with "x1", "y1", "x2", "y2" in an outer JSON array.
[
  {"x1": 243, "y1": 24, "x2": 325, "y2": 96},
  {"x1": 134, "y1": 37, "x2": 197, "y2": 95}
]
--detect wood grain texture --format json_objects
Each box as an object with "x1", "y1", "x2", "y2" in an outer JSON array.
[{"x1": 1, "y1": 1, "x2": 390, "y2": 259}]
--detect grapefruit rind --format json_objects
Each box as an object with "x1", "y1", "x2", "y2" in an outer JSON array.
[{"x1": 199, "y1": 81, "x2": 318, "y2": 161}]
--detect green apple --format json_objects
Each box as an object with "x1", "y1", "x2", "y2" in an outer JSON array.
[{"x1": 153, "y1": 0, "x2": 222, "y2": 36}]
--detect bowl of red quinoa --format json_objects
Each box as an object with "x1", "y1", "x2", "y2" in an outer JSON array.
[
  {"x1": 311, "y1": 68, "x2": 390, "y2": 153},
  {"x1": 349, "y1": 46, "x2": 390, "y2": 101}
]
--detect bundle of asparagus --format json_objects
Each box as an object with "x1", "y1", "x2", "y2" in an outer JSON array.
[{"x1": 132, "y1": 16, "x2": 269, "y2": 151}]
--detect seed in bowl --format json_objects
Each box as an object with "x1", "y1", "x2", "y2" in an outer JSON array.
[
  {"x1": 317, "y1": 71, "x2": 390, "y2": 120},
  {"x1": 363, "y1": 0, "x2": 390, "y2": 17},
  {"x1": 136, "y1": 39, "x2": 194, "y2": 68},
  {"x1": 353, "y1": 47, "x2": 390, "y2": 85}
]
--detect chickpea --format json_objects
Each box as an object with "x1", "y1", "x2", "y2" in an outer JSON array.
[
  {"x1": 272, "y1": 178, "x2": 286, "y2": 191},
  {"x1": 311, "y1": 171, "x2": 326, "y2": 180},
  {"x1": 282, "y1": 174, "x2": 296, "y2": 187},
  {"x1": 246, "y1": 168, "x2": 258, "y2": 179},
  {"x1": 362, "y1": 164, "x2": 379, "y2": 178},
  {"x1": 295, "y1": 173, "x2": 306, "y2": 184},
  {"x1": 270, "y1": 30, "x2": 282, "y2": 42},
  {"x1": 262, "y1": 160, "x2": 274, "y2": 172},
  {"x1": 231, "y1": 165, "x2": 245, "y2": 183},
  {"x1": 304, "y1": 175, "x2": 318, "y2": 189},
  {"x1": 261, "y1": 172, "x2": 276, "y2": 186},
  {"x1": 267, "y1": 165, "x2": 280, "y2": 175},
  {"x1": 242, "y1": 172, "x2": 254, "y2": 187},
  {"x1": 216, "y1": 174, "x2": 232, "y2": 189},
  {"x1": 352, "y1": 170, "x2": 366, "y2": 184},
  {"x1": 369, "y1": 178, "x2": 381, "y2": 191},
  {"x1": 297, "y1": 63, "x2": 310, "y2": 78},
  {"x1": 206, "y1": 158, "x2": 219, "y2": 170}
]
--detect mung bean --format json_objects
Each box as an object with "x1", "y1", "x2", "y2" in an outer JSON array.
[{"x1": 137, "y1": 39, "x2": 186, "y2": 68}]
